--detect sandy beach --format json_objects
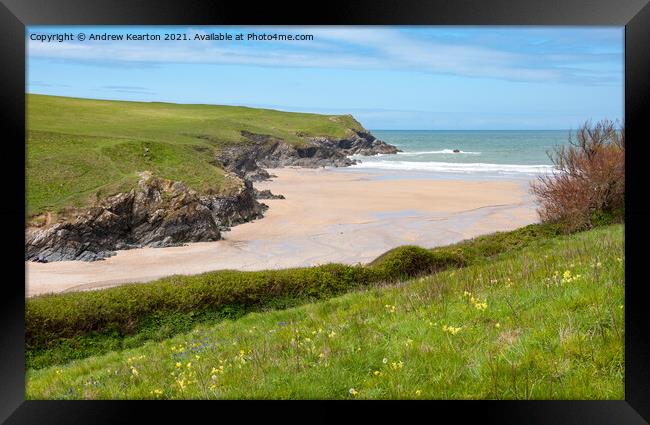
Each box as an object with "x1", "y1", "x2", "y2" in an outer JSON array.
[{"x1": 26, "y1": 168, "x2": 538, "y2": 296}]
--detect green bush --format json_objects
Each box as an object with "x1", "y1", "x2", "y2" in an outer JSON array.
[
  {"x1": 439, "y1": 222, "x2": 564, "y2": 264},
  {"x1": 26, "y1": 264, "x2": 377, "y2": 350},
  {"x1": 591, "y1": 208, "x2": 624, "y2": 227},
  {"x1": 370, "y1": 245, "x2": 464, "y2": 279}
]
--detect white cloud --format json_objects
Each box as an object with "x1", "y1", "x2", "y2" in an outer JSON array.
[{"x1": 27, "y1": 27, "x2": 621, "y2": 84}]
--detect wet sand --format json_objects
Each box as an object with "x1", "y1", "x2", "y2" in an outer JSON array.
[{"x1": 26, "y1": 168, "x2": 538, "y2": 296}]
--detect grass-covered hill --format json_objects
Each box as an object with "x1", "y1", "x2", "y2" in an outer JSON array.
[
  {"x1": 26, "y1": 94, "x2": 366, "y2": 218},
  {"x1": 26, "y1": 223, "x2": 624, "y2": 399}
]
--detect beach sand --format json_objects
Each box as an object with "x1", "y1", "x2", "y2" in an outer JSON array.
[{"x1": 26, "y1": 168, "x2": 538, "y2": 296}]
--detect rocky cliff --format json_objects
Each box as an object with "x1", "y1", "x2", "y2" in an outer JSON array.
[
  {"x1": 218, "y1": 130, "x2": 399, "y2": 180},
  {"x1": 26, "y1": 173, "x2": 266, "y2": 262}
]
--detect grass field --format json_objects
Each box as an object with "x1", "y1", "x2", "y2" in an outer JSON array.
[
  {"x1": 26, "y1": 94, "x2": 365, "y2": 218},
  {"x1": 26, "y1": 224, "x2": 624, "y2": 400}
]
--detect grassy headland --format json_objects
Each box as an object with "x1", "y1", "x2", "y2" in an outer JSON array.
[
  {"x1": 26, "y1": 94, "x2": 365, "y2": 218},
  {"x1": 26, "y1": 224, "x2": 624, "y2": 399}
]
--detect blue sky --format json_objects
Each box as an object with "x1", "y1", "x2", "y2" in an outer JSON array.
[{"x1": 26, "y1": 26, "x2": 623, "y2": 130}]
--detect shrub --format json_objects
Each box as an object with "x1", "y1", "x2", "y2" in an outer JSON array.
[
  {"x1": 443, "y1": 222, "x2": 564, "y2": 264},
  {"x1": 531, "y1": 120, "x2": 624, "y2": 232},
  {"x1": 370, "y1": 245, "x2": 464, "y2": 279},
  {"x1": 25, "y1": 264, "x2": 376, "y2": 350}
]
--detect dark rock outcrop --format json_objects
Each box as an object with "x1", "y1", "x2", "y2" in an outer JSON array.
[
  {"x1": 26, "y1": 173, "x2": 266, "y2": 262},
  {"x1": 316, "y1": 130, "x2": 400, "y2": 156},
  {"x1": 254, "y1": 189, "x2": 285, "y2": 200},
  {"x1": 218, "y1": 130, "x2": 399, "y2": 180}
]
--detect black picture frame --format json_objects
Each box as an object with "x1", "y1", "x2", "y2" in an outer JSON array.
[{"x1": 1, "y1": 0, "x2": 649, "y2": 423}]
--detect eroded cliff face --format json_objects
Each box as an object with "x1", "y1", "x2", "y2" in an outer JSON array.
[
  {"x1": 26, "y1": 173, "x2": 266, "y2": 262},
  {"x1": 218, "y1": 130, "x2": 399, "y2": 180},
  {"x1": 26, "y1": 128, "x2": 399, "y2": 262}
]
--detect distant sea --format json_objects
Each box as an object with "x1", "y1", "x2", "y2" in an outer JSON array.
[{"x1": 350, "y1": 130, "x2": 570, "y2": 179}]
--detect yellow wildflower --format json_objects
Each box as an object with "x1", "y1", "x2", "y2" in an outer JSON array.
[
  {"x1": 390, "y1": 361, "x2": 404, "y2": 370},
  {"x1": 349, "y1": 388, "x2": 359, "y2": 396},
  {"x1": 442, "y1": 325, "x2": 462, "y2": 335},
  {"x1": 473, "y1": 301, "x2": 488, "y2": 311}
]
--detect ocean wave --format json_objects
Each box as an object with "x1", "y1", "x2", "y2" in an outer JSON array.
[
  {"x1": 350, "y1": 160, "x2": 555, "y2": 175},
  {"x1": 396, "y1": 149, "x2": 481, "y2": 155}
]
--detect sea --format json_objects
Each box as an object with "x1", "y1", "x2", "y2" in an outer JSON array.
[{"x1": 348, "y1": 130, "x2": 569, "y2": 180}]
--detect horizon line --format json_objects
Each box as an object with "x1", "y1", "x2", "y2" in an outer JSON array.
[{"x1": 369, "y1": 129, "x2": 572, "y2": 131}]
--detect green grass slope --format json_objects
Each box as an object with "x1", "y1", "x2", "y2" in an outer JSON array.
[
  {"x1": 26, "y1": 223, "x2": 563, "y2": 369},
  {"x1": 26, "y1": 94, "x2": 365, "y2": 218},
  {"x1": 26, "y1": 224, "x2": 624, "y2": 400}
]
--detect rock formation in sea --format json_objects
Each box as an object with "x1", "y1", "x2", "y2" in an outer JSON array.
[{"x1": 218, "y1": 130, "x2": 399, "y2": 180}]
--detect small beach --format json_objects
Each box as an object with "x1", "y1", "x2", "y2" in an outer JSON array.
[{"x1": 26, "y1": 167, "x2": 538, "y2": 296}]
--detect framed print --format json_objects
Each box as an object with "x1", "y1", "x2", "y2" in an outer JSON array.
[{"x1": 1, "y1": 0, "x2": 649, "y2": 422}]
